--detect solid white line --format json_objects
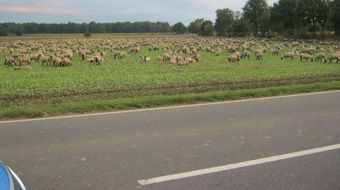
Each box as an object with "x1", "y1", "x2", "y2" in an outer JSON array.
[
  {"x1": 0, "y1": 90, "x2": 339, "y2": 124},
  {"x1": 138, "y1": 143, "x2": 340, "y2": 186}
]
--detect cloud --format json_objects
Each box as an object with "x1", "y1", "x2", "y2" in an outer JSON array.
[
  {"x1": 0, "y1": 0, "x2": 278, "y2": 25},
  {"x1": 0, "y1": 0, "x2": 89, "y2": 16}
]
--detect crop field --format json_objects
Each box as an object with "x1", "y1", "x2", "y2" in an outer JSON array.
[{"x1": 1, "y1": 34, "x2": 340, "y2": 119}]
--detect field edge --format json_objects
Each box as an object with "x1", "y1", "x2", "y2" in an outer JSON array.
[{"x1": 1, "y1": 81, "x2": 339, "y2": 121}]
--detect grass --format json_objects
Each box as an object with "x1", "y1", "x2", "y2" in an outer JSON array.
[{"x1": 0, "y1": 34, "x2": 340, "y2": 120}]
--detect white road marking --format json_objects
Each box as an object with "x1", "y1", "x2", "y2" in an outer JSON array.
[
  {"x1": 138, "y1": 143, "x2": 340, "y2": 186},
  {"x1": 0, "y1": 90, "x2": 339, "y2": 124}
]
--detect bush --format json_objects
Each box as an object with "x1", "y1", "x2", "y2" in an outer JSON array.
[{"x1": 84, "y1": 32, "x2": 91, "y2": 38}]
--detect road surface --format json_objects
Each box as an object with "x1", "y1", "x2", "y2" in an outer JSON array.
[{"x1": 0, "y1": 91, "x2": 339, "y2": 189}]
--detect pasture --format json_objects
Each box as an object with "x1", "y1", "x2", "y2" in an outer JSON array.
[{"x1": 1, "y1": 34, "x2": 340, "y2": 119}]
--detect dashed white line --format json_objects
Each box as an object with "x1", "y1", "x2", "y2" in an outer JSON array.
[{"x1": 138, "y1": 143, "x2": 340, "y2": 186}]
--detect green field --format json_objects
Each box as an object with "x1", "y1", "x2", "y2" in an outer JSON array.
[{"x1": 1, "y1": 34, "x2": 340, "y2": 119}]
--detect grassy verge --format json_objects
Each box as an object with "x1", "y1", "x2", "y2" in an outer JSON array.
[{"x1": 1, "y1": 81, "x2": 339, "y2": 120}]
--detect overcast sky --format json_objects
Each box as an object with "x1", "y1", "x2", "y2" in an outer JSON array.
[{"x1": 0, "y1": 0, "x2": 278, "y2": 25}]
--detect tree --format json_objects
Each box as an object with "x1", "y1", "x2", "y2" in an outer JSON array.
[
  {"x1": 215, "y1": 8, "x2": 234, "y2": 36},
  {"x1": 328, "y1": 0, "x2": 340, "y2": 36},
  {"x1": 172, "y1": 22, "x2": 187, "y2": 34},
  {"x1": 188, "y1": 19, "x2": 205, "y2": 35},
  {"x1": 201, "y1": 20, "x2": 214, "y2": 36},
  {"x1": 243, "y1": 0, "x2": 269, "y2": 36},
  {"x1": 232, "y1": 19, "x2": 250, "y2": 36},
  {"x1": 84, "y1": 32, "x2": 91, "y2": 38},
  {"x1": 271, "y1": 0, "x2": 298, "y2": 35},
  {"x1": 296, "y1": 0, "x2": 328, "y2": 36}
]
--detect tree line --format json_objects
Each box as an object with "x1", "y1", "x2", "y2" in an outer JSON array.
[
  {"x1": 0, "y1": 21, "x2": 171, "y2": 36},
  {"x1": 0, "y1": 0, "x2": 339, "y2": 38}
]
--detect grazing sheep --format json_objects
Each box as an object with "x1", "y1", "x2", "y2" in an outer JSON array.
[
  {"x1": 52, "y1": 57, "x2": 63, "y2": 67},
  {"x1": 271, "y1": 48, "x2": 280, "y2": 56},
  {"x1": 169, "y1": 57, "x2": 177, "y2": 64},
  {"x1": 256, "y1": 52, "x2": 263, "y2": 60},
  {"x1": 15, "y1": 65, "x2": 32, "y2": 70},
  {"x1": 186, "y1": 57, "x2": 196, "y2": 64},
  {"x1": 241, "y1": 50, "x2": 251, "y2": 59},
  {"x1": 227, "y1": 53, "x2": 240, "y2": 62},
  {"x1": 215, "y1": 48, "x2": 222, "y2": 56},
  {"x1": 93, "y1": 55, "x2": 104, "y2": 65},
  {"x1": 4, "y1": 56, "x2": 16, "y2": 66},
  {"x1": 88, "y1": 57, "x2": 95, "y2": 64},
  {"x1": 29, "y1": 53, "x2": 41, "y2": 63},
  {"x1": 324, "y1": 53, "x2": 340, "y2": 63},
  {"x1": 40, "y1": 55, "x2": 51, "y2": 66},
  {"x1": 163, "y1": 53, "x2": 171, "y2": 61},
  {"x1": 300, "y1": 53, "x2": 313, "y2": 61},
  {"x1": 314, "y1": 53, "x2": 325, "y2": 62},
  {"x1": 114, "y1": 51, "x2": 127, "y2": 59},
  {"x1": 18, "y1": 55, "x2": 31, "y2": 65},
  {"x1": 281, "y1": 52, "x2": 295, "y2": 60},
  {"x1": 140, "y1": 55, "x2": 151, "y2": 62},
  {"x1": 192, "y1": 54, "x2": 201, "y2": 62},
  {"x1": 129, "y1": 47, "x2": 140, "y2": 54},
  {"x1": 62, "y1": 57, "x2": 72, "y2": 66}
]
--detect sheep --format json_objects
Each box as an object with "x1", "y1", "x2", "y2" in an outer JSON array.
[
  {"x1": 93, "y1": 55, "x2": 104, "y2": 65},
  {"x1": 140, "y1": 55, "x2": 151, "y2": 62},
  {"x1": 18, "y1": 55, "x2": 31, "y2": 65},
  {"x1": 177, "y1": 57, "x2": 189, "y2": 66},
  {"x1": 114, "y1": 51, "x2": 127, "y2": 59},
  {"x1": 215, "y1": 48, "x2": 222, "y2": 56},
  {"x1": 63, "y1": 51, "x2": 74, "y2": 60},
  {"x1": 300, "y1": 53, "x2": 313, "y2": 61},
  {"x1": 129, "y1": 47, "x2": 140, "y2": 54},
  {"x1": 163, "y1": 53, "x2": 171, "y2": 62},
  {"x1": 271, "y1": 48, "x2": 280, "y2": 56},
  {"x1": 15, "y1": 65, "x2": 32, "y2": 70},
  {"x1": 88, "y1": 57, "x2": 95, "y2": 64},
  {"x1": 314, "y1": 53, "x2": 325, "y2": 62},
  {"x1": 241, "y1": 50, "x2": 250, "y2": 59},
  {"x1": 256, "y1": 52, "x2": 263, "y2": 60},
  {"x1": 62, "y1": 57, "x2": 72, "y2": 66},
  {"x1": 28, "y1": 53, "x2": 41, "y2": 63},
  {"x1": 40, "y1": 55, "x2": 51, "y2": 66},
  {"x1": 324, "y1": 53, "x2": 340, "y2": 63},
  {"x1": 227, "y1": 53, "x2": 240, "y2": 62},
  {"x1": 186, "y1": 57, "x2": 196, "y2": 64},
  {"x1": 169, "y1": 57, "x2": 177, "y2": 64},
  {"x1": 192, "y1": 54, "x2": 201, "y2": 62},
  {"x1": 281, "y1": 52, "x2": 295, "y2": 60},
  {"x1": 52, "y1": 56, "x2": 63, "y2": 67},
  {"x1": 4, "y1": 56, "x2": 16, "y2": 66}
]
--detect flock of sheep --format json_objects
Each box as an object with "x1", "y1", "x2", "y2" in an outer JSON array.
[{"x1": 1, "y1": 37, "x2": 340, "y2": 70}]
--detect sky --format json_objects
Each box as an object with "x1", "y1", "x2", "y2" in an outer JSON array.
[{"x1": 0, "y1": 0, "x2": 278, "y2": 25}]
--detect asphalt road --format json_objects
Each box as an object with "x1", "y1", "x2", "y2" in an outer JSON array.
[{"x1": 0, "y1": 91, "x2": 339, "y2": 190}]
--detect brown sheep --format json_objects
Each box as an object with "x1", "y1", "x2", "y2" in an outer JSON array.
[
  {"x1": 241, "y1": 50, "x2": 251, "y2": 59},
  {"x1": 314, "y1": 53, "x2": 325, "y2": 62},
  {"x1": 62, "y1": 57, "x2": 72, "y2": 66},
  {"x1": 140, "y1": 55, "x2": 151, "y2": 62},
  {"x1": 93, "y1": 55, "x2": 104, "y2": 65},
  {"x1": 300, "y1": 53, "x2": 313, "y2": 61},
  {"x1": 129, "y1": 47, "x2": 140, "y2": 54},
  {"x1": 15, "y1": 65, "x2": 32, "y2": 70},
  {"x1": 40, "y1": 55, "x2": 51, "y2": 66},
  {"x1": 52, "y1": 57, "x2": 63, "y2": 67},
  {"x1": 18, "y1": 55, "x2": 31, "y2": 65},
  {"x1": 4, "y1": 56, "x2": 16, "y2": 66},
  {"x1": 227, "y1": 54, "x2": 240, "y2": 62},
  {"x1": 281, "y1": 52, "x2": 295, "y2": 60},
  {"x1": 324, "y1": 53, "x2": 340, "y2": 63},
  {"x1": 256, "y1": 52, "x2": 263, "y2": 60}
]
